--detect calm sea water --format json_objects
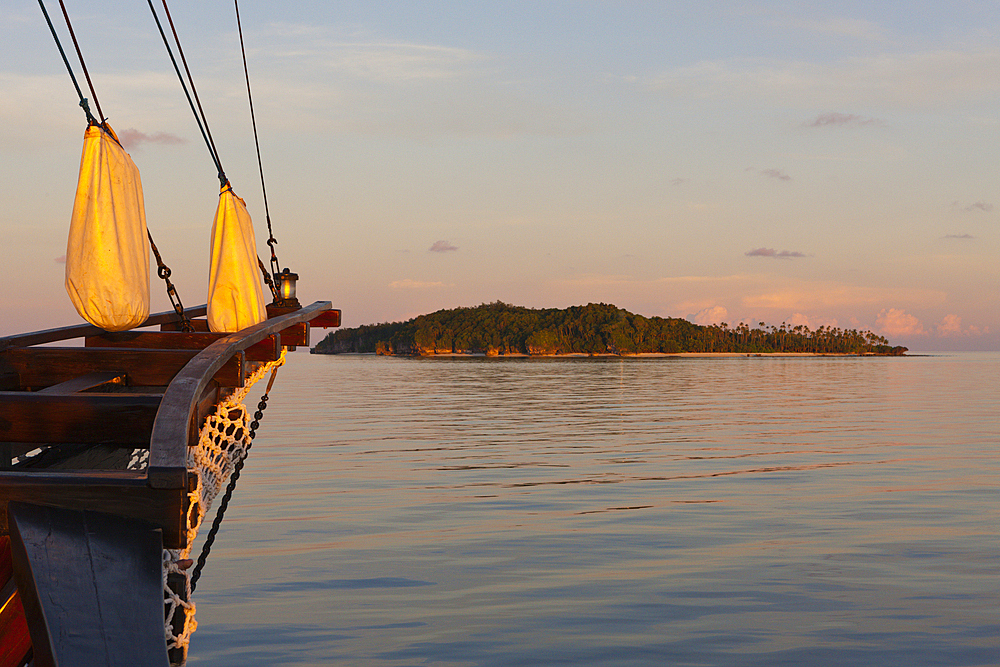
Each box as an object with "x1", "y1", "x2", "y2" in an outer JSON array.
[{"x1": 187, "y1": 353, "x2": 999, "y2": 666}]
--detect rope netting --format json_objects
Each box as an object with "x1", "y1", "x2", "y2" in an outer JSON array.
[{"x1": 162, "y1": 351, "x2": 286, "y2": 658}]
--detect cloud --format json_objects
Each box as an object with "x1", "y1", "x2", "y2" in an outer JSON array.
[
  {"x1": 429, "y1": 240, "x2": 458, "y2": 252},
  {"x1": 117, "y1": 128, "x2": 186, "y2": 150},
  {"x1": 691, "y1": 306, "x2": 728, "y2": 325},
  {"x1": 646, "y1": 50, "x2": 1000, "y2": 110},
  {"x1": 944, "y1": 233, "x2": 974, "y2": 239},
  {"x1": 670, "y1": 177, "x2": 688, "y2": 186},
  {"x1": 554, "y1": 274, "x2": 946, "y2": 323},
  {"x1": 936, "y1": 314, "x2": 987, "y2": 337},
  {"x1": 768, "y1": 16, "x2": 887, "y2": 41},
  {"x1": 262, "y1": 27, "x2": 488, "y2": 82},
  {"x1": 745, "y1": 248, "x2": 808, "y2": 259},
  {"x1": 760, "y1": 168, "x2": 791, "y2": 181},
  {"x1": 741, "y1": 283, "x2": 945, "y2": 311},
  {"x1": 388, "y1": 279, "x2": 450, "y2": 289},
  {"x1": 805, "y1": 112, "x2": 881, "y2": 127},
  {"x1": 140, "y1": 25, "x2": 589, "y2": 141},
  {"x1": 875, "y1": 308, "x2": 925, "y2": 337},
  {"x1": 937, "y1": 314, "x2": 963, "y2": 337},
  {"x1": 952, "y1": 201, "x2": 993, "y2": 213},
  {"x1": 54, "y1": 255, "x2": 66, "y2": 264}
]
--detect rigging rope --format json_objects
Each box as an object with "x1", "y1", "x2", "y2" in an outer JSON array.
[
  {"x1": 56, "y1": 0, "x2": 105, "y2": 125},
  {"x1": 234, "y1": 0, "x2": 281, "y2": 279},
  {"x1": 37, "y1": 0, "x2": 98, "y2": 125},
  {"x1": 146, "y1": 0, "x2": 227, "y2": 188}
]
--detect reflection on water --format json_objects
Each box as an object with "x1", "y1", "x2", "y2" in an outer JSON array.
[{"x1": 188, "y1": 354, "x2": 1000, "y2": 666}]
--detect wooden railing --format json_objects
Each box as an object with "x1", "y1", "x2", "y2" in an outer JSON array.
[
  {"x1": 0, "y1": 301, "x2": 336, "y2": 549},
  {"x1": 0, "y1": 306, "x2": 209, "y2": 351},
  {"x1": 147, "y1": 300, "x2": 332, "y2": 488}
]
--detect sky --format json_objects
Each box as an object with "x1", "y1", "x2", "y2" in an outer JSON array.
[{"x1": 2, "y1": 1, "x2": 998, "y2": 351}]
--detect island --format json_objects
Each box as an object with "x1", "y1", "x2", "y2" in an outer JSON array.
[{"x1": 312, "y1": 302, "x2": 907, "y2": 357}]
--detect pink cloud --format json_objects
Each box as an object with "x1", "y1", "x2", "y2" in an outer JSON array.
[
  {"x1": 937, "y1": 314, "x2": 963, "y2": 336},
  {"x1": 786, "y1": 313, "x2": 838, "y2": 330},
  {"x1": 876, "y1": 308, "x2": 925, "y2": 337},
  {"x1": 118, "y1": 129, "x2": 186, "y2": 150},
  {"x1": 691, "y1": 305, "x2": 728, "y2": 325},
  {"x1": 429, "y1": 240, "x2": 458, "y2": 252},
  {"x1": 745, "y1": 248, "x2": 808, "y2": 259},
  {"x1": 936, "y1": 314, "x2": 987, "y2": 337},
  {"x1": 54, "y1": 255, "x2": 66, "y2": 264}
]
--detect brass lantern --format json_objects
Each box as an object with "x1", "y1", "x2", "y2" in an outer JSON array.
[{"x1": 274, "y1": 268, "x2": 300, "y2": 308}]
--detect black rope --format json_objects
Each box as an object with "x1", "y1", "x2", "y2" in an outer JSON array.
[
  {"x1": 37, "y1": 0, "x2": 98, "y2": 125},
  {"x1": 148, "y1": 231, "x2": 193, "y2": 332},
  {"x1": 56, "y1": 0, "x2": 105, "y2": 125},
  {"x1": 159, "y1": 0, "x2": 225, "y2": 184},
  {"x1": 235, "y1": 0, "x2": 281, "y2": 278},
  {"x1": 189, "y1": 366, "x2": 280, "y2": 592},
  {"x1": 146, "y1": 0, "x2": 227, "y2": 188}
]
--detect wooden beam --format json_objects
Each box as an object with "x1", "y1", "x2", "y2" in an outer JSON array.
[
  {"x1": 37, "y1": 371, "x2": 126, "y2": 395},
  {"x1": 0, "y1": 537, "x2": 10, "y2": 587},
  {"x1": 268, "y1": 305, "x2": 341, "y2": 329},
  {"x1": 0, "y1": 393, "x2": 160, "y2": 445},
  {"x1": 8, "y1": 503, "x2": 170, "y2": 667},
  {"x1": 309, "y1": 309, "x2": 341, "y2": 328},
  {"x1": 0, "y1": 374, "x2": 17, "y2": 392},
  {"x1": 0, "y1": 305, "x2": 207, "y2": 351},
  {"x1": 0, "y1": 472, "x2": 186, "y2": 548},
  {"x1": 0, "y1": 347, "x2": 244, "y2": 388},
  {"x1": 160, "y1": 319, "x2": 210, "y2": 332},
  {"x1": 86, "y1": 331, "x2": 281, "y2": 362},
  {"x1": 278, "y1": 322, "x2": 309, "y2": 347}
]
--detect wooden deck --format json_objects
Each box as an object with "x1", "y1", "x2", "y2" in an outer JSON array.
[{"x1": 0, "y1": 301, "x2": 338, "y2": 666}]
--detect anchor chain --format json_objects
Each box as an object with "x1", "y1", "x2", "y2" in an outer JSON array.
[
  {"x1": 190, "y1": 366, "x2": 278, "y2": 592},
  {"x1": 148, "y1": 231, "x2": 193, "y2": 332}
]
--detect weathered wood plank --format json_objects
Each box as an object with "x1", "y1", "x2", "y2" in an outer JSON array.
[
  {"x1": 0, "y1": 536, "x2": 10, "y2": 585},
  {"x1": 8, "y1": 503, "x2": 170, "y2": 667},
  {"x1": 0, "y1": 472, "x2": 186, "y2": 547},
  {"x1": 0, "y1": 347, "x2": 243, "y2": 388},
  {"x1": 0, "y1": 374, "x2": 18, "y2": 392},
  {"x1": 269, "y1": 306, "x2": 341, "y2": 329},
  {"x1": 159, "y1": 319, "x2": 210, "y2": 332},
  {"x1": 0, "y1": 305, "x2": 207, "y2": 351},
  {"x1": 86, "y1": 331, "x2": 281, "y2": 361},
  {"x1": 0, "y1": 393, "x2": 160, "y2": 445},
  {"x1": 278, "y1": 322, "x2": 310, "y2": 347},
  {"x1": 309, "y1": 309, "x2": 341, "y2": 328},
  {"x1": 37, "y1": 371, "x2": 127, "y2": 395}
]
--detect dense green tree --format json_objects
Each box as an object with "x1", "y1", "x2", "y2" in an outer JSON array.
[{"x1": 313, "y1": 303, "x2": 907, "y2": 356}]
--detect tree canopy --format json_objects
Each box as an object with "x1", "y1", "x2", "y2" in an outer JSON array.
[{"x1": 313, "y1": 302, "x2": 907, "y2": 356}]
